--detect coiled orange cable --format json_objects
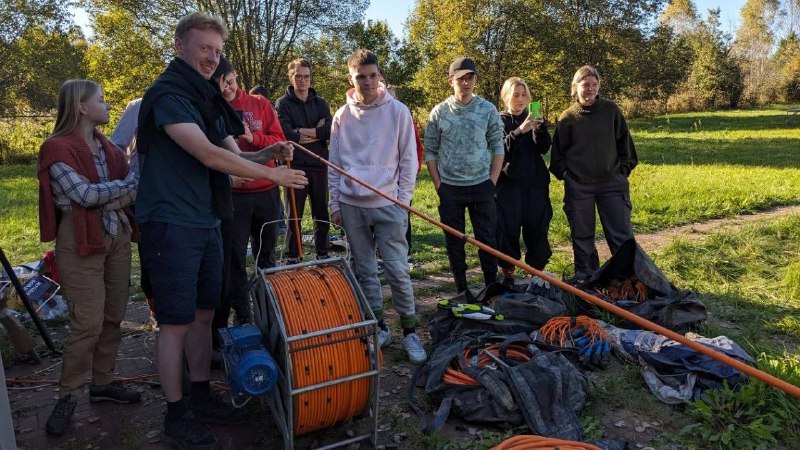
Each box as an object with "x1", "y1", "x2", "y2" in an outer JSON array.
[
  {"x1": 491, "y1": 435, "x2": 601, "y2": 450},
  {"x1": 538, "y1": 316, "x2": 608, "y2": 347},
  {"x1": 443, "y1": 343, "x2": 532, "y2": 386},
  {"x1": 264, "y1": 265, "x2": 375, "y2": 435}
]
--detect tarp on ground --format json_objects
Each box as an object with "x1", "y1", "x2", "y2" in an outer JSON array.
[{"x1": 578, "y1": 239, "x2": 707, "y2": 332}]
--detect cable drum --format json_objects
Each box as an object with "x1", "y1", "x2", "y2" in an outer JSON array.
[{"x1": 253, "y1": 258, "x2": 380, "y2": 449}]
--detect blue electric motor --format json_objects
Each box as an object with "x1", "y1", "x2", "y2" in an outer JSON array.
[{"x1": 219, "y1": 324, "x2": 278, "y2": 399}]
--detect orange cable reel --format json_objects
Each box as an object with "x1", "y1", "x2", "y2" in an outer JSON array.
[{"x1": 263, "y1": 265, "x2": 376, "y2": 435}]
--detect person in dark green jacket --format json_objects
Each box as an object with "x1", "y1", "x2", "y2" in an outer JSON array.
[{"x1": 550, "y1": 65, "x2": 638, "y2": 282}]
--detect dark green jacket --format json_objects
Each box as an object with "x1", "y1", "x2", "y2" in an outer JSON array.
[{"x1": 550, "y1": 98, "x2": 637, "y2": 183}]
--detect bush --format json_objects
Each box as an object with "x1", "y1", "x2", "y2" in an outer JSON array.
[
  {"x1": 0, "y1": 117, "x2": 54, "y2": 164},
  {"x1": 617, "y1": 97, "x2": 668, "y2": 118}
]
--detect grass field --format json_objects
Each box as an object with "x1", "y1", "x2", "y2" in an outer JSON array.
[{"x1": 2, "y1": 105, "x2": 800, "y2": 448}]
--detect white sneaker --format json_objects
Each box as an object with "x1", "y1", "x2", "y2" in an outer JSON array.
[
  {"x1": 402, "y1": 333, "x2": 427, "y2": 364},
  {"x1": 377, "y1": 328, "x2": 392, "y2": 347}
]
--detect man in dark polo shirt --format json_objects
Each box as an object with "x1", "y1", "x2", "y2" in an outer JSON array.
[{"x1": 135, "y1": 12, "x2": 307, "y2": 449}]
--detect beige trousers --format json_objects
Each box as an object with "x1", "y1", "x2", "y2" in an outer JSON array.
[{"x1": 55, "y1": 213, "x2": 131, "y2": 397}]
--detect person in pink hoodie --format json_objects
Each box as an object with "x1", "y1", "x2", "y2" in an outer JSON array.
[{"x1": 329, "y1": 49, "x2": 426, "y2": 364}]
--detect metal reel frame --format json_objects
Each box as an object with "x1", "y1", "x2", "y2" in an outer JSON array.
[{"x1": 252, "y1": 257, "x2": 379, "y2": 450}]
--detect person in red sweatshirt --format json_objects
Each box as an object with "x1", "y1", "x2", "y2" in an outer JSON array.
[{"x1": 214, "y1": 56, "x2": 286, "y2": 325}]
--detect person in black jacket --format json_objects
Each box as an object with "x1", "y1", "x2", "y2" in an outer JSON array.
[
  {"x1": 275, "y1": 58, "x2": 333, "y2": 260},
  {"x1": 550, "y1": 65, "x2": 637, "y2": 282},
  {"x1": 496, "y1": 77, "x2": 553, "y2": 287}
]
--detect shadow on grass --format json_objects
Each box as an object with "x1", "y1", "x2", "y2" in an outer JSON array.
[{"x1": 632, "y1": 108, "x2": 800, "y2": 133}]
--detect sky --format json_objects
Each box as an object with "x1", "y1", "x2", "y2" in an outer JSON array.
[{"x1": 71, "y1": 0, "x2": 748, "y2": 39}]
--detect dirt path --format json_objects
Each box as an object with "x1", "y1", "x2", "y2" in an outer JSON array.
[{"x1": 558, "y1": 204, "x2": 800, "y2": 261}]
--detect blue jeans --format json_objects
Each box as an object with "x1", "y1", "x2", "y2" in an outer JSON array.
[{"x1": 341, "y1": 203, "x2": 416, "y2": 329}]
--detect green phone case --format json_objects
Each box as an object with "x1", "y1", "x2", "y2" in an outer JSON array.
[{"x1": 529, "y1": 101, "x2": 541, "y2": 117}]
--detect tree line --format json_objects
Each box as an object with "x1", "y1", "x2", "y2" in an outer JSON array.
[{"x1": 1, "y1": 0, "x2": 799, "y2": 153}]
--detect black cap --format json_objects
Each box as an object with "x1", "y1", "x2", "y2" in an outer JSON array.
[{"x1": 448, "y1": 57, "x2": 477, "y2": 78}]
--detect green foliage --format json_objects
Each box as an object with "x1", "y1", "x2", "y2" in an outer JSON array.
[
  {"x1": 0, "y1": 117, "x2": 53, "y2": 164},
  {"x1": 0, "y1": 0, "x2": 87, "y2": 114},
  {"x1": 296, "y1": 20, "x2": 418, "y2": 111},
  {"x1": 406, "y1": 0, "x2": 673, "y2": 120},
  {"x1": 680, "y1": 354, "x2": 800, "y2": 449},
  {"x1": 733, "y1": 0, "x2": 782, "y2": 105},
  {"x1": 669, "y1": 9, "x2": 742, "y2": 111},
  {"x1": 774, "y1": 32, "x2": 800, "y2": 102},
  {"x1": 195, "y1": 0, "x2": 368, "y2": 97},
  {"x1": 84, "y1": 4, "x2": 168, "y2": 123}
]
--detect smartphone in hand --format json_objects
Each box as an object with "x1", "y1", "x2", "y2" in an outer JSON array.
[{"x1": 528, "y1": 101, "x2": 541, "y2": 117}]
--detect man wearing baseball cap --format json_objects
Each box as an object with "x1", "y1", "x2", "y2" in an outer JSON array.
[{"x1": 424, "y1": 57, "x2": 505, "y2": 297}]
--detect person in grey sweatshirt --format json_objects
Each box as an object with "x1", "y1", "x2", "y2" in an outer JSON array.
[{"x1": 424, "y1": 57, "x2": 505, "y2": 296}]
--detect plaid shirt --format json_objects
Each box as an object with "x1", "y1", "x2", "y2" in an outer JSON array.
[{"x1": 49, "y1": 140, "x2": 135, "y2": 237}]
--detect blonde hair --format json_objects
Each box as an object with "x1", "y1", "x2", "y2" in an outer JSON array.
[
  {"x1": 175, "y1": 12, "x2": 228, "y2": 41},
  {"x1": 570, "y1": 65, "x2": 600, "y2": 97},
  {"x1": 50, "y1": 79, "x2": 101, "y2": 138},
  {"x1": 500, "y1": 77, "x2": 531, "y2": 108}
]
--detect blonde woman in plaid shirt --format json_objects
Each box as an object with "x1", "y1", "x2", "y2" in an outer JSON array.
[{"x1": 37, "y1": 79, "x2": 141, "y2": 437}]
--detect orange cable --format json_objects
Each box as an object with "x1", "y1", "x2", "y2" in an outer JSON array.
[
  {"x1": 289, "y1": 141, "x2": 800, "y2": 400},
  {"x1": 491, "y1": 434, "x2": 602, "y2": 450},
  {"x1": 443, "y1": 344, "x2": 532, "y2": 386},
  {"x1": 264, "y1": 265, "x2": 374, "y2": 435}
]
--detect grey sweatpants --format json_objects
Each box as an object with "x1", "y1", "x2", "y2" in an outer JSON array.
[{"x1": 341, "y1": 203, "x2": 416, "y2": 329}]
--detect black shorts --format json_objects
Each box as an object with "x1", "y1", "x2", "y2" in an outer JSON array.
[{"x1": 139, "y1": 222, "x2": 223, "y2": 325}]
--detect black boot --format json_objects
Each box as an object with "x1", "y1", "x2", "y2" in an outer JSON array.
[
  {"x1": 454, "y1": 272, "x2": 468, "y2": 293},
  {"x1": 45, "y1": 395, "x2": 77, "y2": 436}
]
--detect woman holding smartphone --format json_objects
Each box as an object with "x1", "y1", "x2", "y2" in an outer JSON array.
[
  {"x1": 496, "y1": 77, "x2": 553, "y2": 287},
  {"x1": 550, "y1": 65, "x2": 638, "y2": 283}
]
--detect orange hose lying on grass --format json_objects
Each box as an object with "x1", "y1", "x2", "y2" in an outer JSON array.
[
  {"x1": 264, "y1": 265, "x2": 375, "y2": 435},
  {"x1": 290, "y1": 141, "x2": 800, "y2": 400},
  {"x1": 491, "y1": 435, "x2": 601, "y2": 450}
]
